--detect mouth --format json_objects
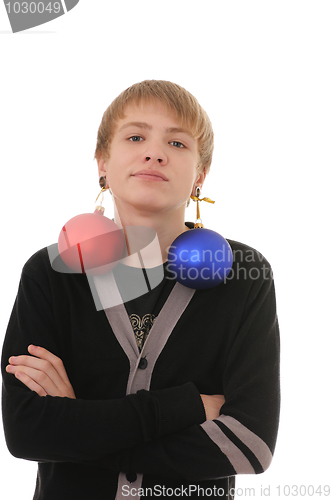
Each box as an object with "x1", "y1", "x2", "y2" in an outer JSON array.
[{"x1": 132, "y1": 170, "x2": 168, "y2": 181}]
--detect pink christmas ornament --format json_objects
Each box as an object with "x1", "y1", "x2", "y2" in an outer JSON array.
[{"x1": 58, "y1": 211, "x2": 124, "y2": 275}]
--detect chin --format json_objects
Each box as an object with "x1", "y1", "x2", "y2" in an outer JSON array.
[{"x1": 133, "y1": 199, "x2": 165, "y2": 212}]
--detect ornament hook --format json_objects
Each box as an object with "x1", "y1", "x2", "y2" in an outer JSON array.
[
  {"x1": 190, "y1": 188, "x2": 215, "y2": 228},
  {"x1": 95, "y1": 176, "x2": 108, "y2": 214}
]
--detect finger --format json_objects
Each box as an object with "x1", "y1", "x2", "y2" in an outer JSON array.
[
  {"x1": 13, "y1": 370, "x2": 47, "y2": 397},
  {"x1": 27, "y1": 345, "x2": 72, "y2": 387},
  {"x1": 7, "y1": 364, "x2": 60, "y2": 397},
  {"x1": 9, "y1": 350, "x2": 70, "y2": 393},
  {"x1": 8, "y1": 355, "x2": 65, "y2": 392}
]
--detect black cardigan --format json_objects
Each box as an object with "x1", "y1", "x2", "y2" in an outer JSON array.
[{"x1": 1, "y1": 228, "x2": 280, "y2": 499}]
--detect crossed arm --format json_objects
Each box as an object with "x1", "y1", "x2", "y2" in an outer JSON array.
[
  {"x1": 5, "y1": 345, "x2": 225, "y2": 420},
  {"x1": 3, "y1": 262, "x2": 279, "y2": 480}
]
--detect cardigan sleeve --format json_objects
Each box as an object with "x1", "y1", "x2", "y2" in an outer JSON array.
[
  {"x1": 1, "y1": 268, "x2": 206, "y2": 464},
  {"x1": 116, "y1": 274, "x2": 280, "y2": 480}
]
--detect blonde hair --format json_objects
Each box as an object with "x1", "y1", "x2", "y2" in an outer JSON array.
[{"x1": 94, "y1": 80, "x2": 214, "y2": 206}]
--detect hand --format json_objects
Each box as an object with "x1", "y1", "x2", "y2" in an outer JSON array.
[
  {"x1": 6, "y1": 345, "x2": 76, "y2": 399},
  {"x1": 200, "y1": 394, "x2": 225, "y2": 420}
]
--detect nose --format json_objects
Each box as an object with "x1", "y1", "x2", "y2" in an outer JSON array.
[
  {"x1": 142, "y1": 141, "x2": 167, "y2": 165},
  {"x1": 145, "y1": 156, "x2": 163, "y2": 163}
]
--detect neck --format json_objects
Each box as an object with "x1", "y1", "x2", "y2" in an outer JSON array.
[{"x1": 113, "y1": 199, "x2": 190, "y2": 268}]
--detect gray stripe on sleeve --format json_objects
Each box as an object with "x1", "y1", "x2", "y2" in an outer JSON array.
[
  {"x1": 217, "y1": 415, "x2": 273, "y2": 471},
  {"x1": 201, "y1": 420, "x2": 255, "y2": 474}
]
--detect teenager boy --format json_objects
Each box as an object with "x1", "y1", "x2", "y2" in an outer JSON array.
[{"x1": 2, "y1": 80, "x2": 280, "y2": 499}]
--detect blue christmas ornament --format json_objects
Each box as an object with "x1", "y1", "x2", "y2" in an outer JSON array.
[{"x1": 168, "y1": 190, "x2": 233, "y2": 290}]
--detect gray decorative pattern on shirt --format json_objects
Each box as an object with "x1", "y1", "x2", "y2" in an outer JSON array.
[{"x1": 129, "y1": 313, "x2": 156, "y2": 352}]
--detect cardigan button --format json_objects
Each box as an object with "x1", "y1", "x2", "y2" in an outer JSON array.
[
  {"x1": 126, "y1": 472, "x2": 137, "y2": 483},
  {"x1": 138, "y1": 357, "x2": 148, "y2": 369}
]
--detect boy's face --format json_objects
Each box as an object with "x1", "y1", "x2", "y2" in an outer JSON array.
[{"x1": 98, "y1": 101, "x2": 205, "y2": 219}]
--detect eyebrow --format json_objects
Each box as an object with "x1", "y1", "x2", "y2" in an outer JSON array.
[
  {"x1": 117, "y1": 121, "x2": 194, "y2": 138},
  {"x1": 165, "y1": 126, "x2": 194, "y2": 138},
  {"x1": 118, "y1": 121, "x2": 152, "y2": 132}
]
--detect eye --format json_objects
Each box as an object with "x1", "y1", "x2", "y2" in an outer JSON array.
[
  {"x1": 170, "y1": 141, "x2": 185, "y2": 148},
  {"x1": 129, "y1": 136, "x2": 144, "y2": 142}
]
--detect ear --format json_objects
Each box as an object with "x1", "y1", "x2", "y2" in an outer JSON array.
[
  {"x1": 97, "y1": 155, "x2": 107, "y2": 180},
  {"x1": 193, "y1": 167, "x2": 206, "y2": 193}
]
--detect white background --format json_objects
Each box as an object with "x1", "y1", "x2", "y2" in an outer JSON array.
[{"x1": 0, "y1": 1, "x2": 331, "y2": 498}]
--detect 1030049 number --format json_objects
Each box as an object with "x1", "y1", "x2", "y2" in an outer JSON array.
[
  {"x1": 5, "y1": 2, "x2": 61, "y2": 14},
  {"x1": 276, "y1": 485, "x2": 330, "y2": 496}
]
